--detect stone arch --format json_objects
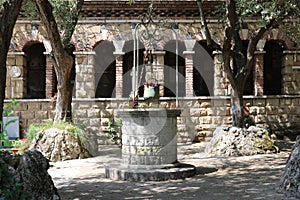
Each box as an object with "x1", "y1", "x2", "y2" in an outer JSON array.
[
  {"x1": 193, "y1": 41, "x2": 212, "y2": 96},
  {"x1": 23, "y1": 42, "x2": 46, "y2": 99},
  {"x1": 164, "y1": 40, "x2": 186, "y2": 97},
  {"x1": 122, "y1": 40, "x2": 146, "y2": 97},
  {"x1": 12, "y1": 23, "x2": 45, "y2": 52},
  {"x1": 94, "y1": 40, "x2": 116, "y2": 98},
  {"x1": 264, "y1": 40, "x2": 286, "y2": 95}
]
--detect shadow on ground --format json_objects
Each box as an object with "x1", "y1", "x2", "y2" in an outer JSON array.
[{"x1": 49, "y1": 142, "x2": 296, "y2": 200}]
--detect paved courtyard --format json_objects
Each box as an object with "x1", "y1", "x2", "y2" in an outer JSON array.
[{"x1": 48, "y1": 141, "x2": 296, "y2": 200}]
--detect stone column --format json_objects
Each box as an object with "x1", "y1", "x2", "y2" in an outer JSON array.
[
  {"x1": 282, "y1": 51, "x2": 300, "y2": 94},
  {"x1": 152, "y1": 50, "x2": 165, "y2": 97},
  {"x1": 213, "y1": 51, "x2": 228, "y2": 96},
  {"x1": 254, "y1": 51, "x2": 265, "y2": 96},
  {"x1": 183, "y1": 51, "x2": 195, "y2": 97},
  {"x1": 183, "y1": 39, "x2": 196, "y2": 97},
  {"x1": 114, "y1": 53, "x2": 124, "y2": 98},
  {"x1": 44, "y1": 53, "x2": 56, "y2": 98},
  {"x1": 6, "y1": 52, "x2": 26, "y2": 98},
  {"x1": 74, "y1": 52, "x2": 96, "y2": 98},
  {"x1": 113, "y1": 40, "x2": 125, "y2": 98}
]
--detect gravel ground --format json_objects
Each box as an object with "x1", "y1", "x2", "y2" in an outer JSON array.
[{"x1": 48, "y1": 141, "x2": 297, "y2": 200}]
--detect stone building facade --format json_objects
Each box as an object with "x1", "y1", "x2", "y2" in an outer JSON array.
[{"x1": 4, "y1": 0, "x2": 300, "y2": 147}]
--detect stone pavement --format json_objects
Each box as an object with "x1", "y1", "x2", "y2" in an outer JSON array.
[{"x1": 48, "y1": 141, "x2": 297, "y2": 200}]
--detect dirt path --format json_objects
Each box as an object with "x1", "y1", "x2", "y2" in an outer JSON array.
[{"x1": 48, "y1": 141, "x2": 296, "y2": 200}]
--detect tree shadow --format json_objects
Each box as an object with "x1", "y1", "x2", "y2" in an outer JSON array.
[{"x1": 52, "y1": 151, "x2": 296, "y2": 200}]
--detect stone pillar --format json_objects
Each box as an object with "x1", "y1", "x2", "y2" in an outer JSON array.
[
  {"x1": 254, "y1": 51, "x2": 265, "y2": 96},
  {"x1": 44, "y1": 53, "x2": 56, "y2": 98},
  {"x1": 184, "y1": 40, "x2": 196, "y2": 97},
  {"x1": 113, "y1": 40, "x2": 125, "y2": 98},
  {"x1": 183, "y1": 51, "x2": 195, "y2": 97},
  {"x1": 74, "y1": 52, "x2": 95, "y2": 98},
  {"x1": 282, "y1": 51, "x2": 300, "y2": 95},
  {"x1": 114, "y1": 53, "x2": 124, "y2": 98},
  {"x1": 213, "y1": 51, "x2": 228, "y2": 96},
  {"x1": 6, "y1": 52, "x2": 27, "y2": 98},
  {"x1": 152, "y1": 50, "x2": 165, "y2": 97}
]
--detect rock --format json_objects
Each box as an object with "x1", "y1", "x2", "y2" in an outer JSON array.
[
  {"x1": 205, "y1": 126, "x2": 278, "y2": 156},
  {"x1": 29, "y1": 128, "x2": 92, "y2": 162},
  {"x1": 0, "y1": 150, "x2": 60, "y2": 200},
  {"x1": 279, "y1": 136, "x2": 300, "y2": 198}
]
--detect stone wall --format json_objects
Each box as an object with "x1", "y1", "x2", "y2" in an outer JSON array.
[
  {"x1": 5, "y1": 96, "x2": 299, "y2": 145},
  {"x1": 4, "y1": 99, "x2": 56, "y2": 138}
]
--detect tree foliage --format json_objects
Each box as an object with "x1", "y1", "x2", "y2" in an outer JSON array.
[{"x1": 197, "y1": 0, "x2": 299, "y2": 127}]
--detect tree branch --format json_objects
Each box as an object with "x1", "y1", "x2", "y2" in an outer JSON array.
[
  {"x1": 222, "y1": 0, "x2": 238, "y2": 90},
  {"x1": 197, "y1": 0, "x2": 221, "y2": 51},
  {"x1": 62, "y1": 0, "x2": 84, "y2": 47},
  {"x1": 33, "y1": 0, "x2": 72, "y2": 70}
]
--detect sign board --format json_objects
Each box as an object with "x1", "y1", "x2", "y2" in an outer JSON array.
[{"x1": 2, "y1": 116, "x2": 19, "y2": 139}]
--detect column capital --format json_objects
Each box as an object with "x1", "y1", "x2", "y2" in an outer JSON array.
[
  {"x1": 254, "y1": 51, "x2": 266, "y2": 54},
  {"x1": 152, "y1": 50, "x2": 166, "y2": 55},
  {"x1": 73, "y1": 51, "x2": 96, "y2": 55},
  {"x1": 183, "y1": 51, "x2": 195, "y2": 55},
  {"x1": 113, "y1": 52, "x2": 125, "y2": 56},
  {"x1": 283, "y1": 50, "x2": 300, "y2": 54},
  {"x1": 212, "y1": 50, "x2": 222, "y2": 55}
]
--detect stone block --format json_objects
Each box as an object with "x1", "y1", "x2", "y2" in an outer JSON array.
[
  {"x1": 190, "y1": 117, "x2": 199, "y2": 124},
  {"x1": 282, "y1": 66, "x2": 292, "y2": 74},
  {"x1": 214, "y1": 107, "x2": 227, "y2": 116},
  {"x1": 76, "y1": 90, "x2": 87, "y2": 97},
  {"x1": 73, "y1": 110, "x2": 87, "y2": 118},
  {"x1": 258, "y1": 107, "x2": 266, "y2": 114},
  {"x1": 222, "y1": 117, "x2": 232, "y2": 124},
  {"x1": 250, "y1": 107, "x2": 258, "y2": 115},
  {"x1": 106, "y1": 102, "x2": 118, "y2": 109},
  {"x1": 6, "y1": 57, "x2": 16, "y2": 65},
  {"x1": 190, "y1": 108, "x2": 200, "y2": 116},
  {"x1": 199, "y1": 116, "x2": 212, "y2": 124},
  {"x1": 255, "y1": 115, "x2": 267, "y2": 123},
  {"x1": 199, "y1": 108, "x2": 207, "y2": 116},
  {"x1": 253, "y1": 98, "x2": 266, "y2": 106},
  {"x1": 101, "y1": 110, "x2": 113, "y2": 118},
  {"x1": 21, "y1": 111, "x2": 35, "y2": 119},
  {"x1": 266, "y1": 98, "x2": 279, "y2": 106},
  {"x1": 267, "y1": 115, "x2": 279, "y2": 123},
  {"x1": 280, "y1": 98, "x2": 292, "y2": 106},
  {"x1": 89, "y1": 118, "x2": 101, "y2": 126},
  {"x1": 35, "y1": 111, "x2": 48, "y2": 119},
  {"x1": 207, "y1": 108, "x2": 214, "y2": 116},
  {"x1": 213, "y1": 99, "x2": 227, "y2": 107},
  {"x1": 265, "y1": 106, "x2": 278, "y2": 115},
  {"x1": 27, "y1": 103, "x2": 41, "y2": 110},
  {"x1": 101, "y1": 118, "x2": 110, "y2": 126},
  {"x1": 87, "y1": 108, "x2": 100, "y2": 118},
  {"x1": 177, "y1": 124, "x2": 187, "y2": 132},
  {"x1": 16, "y1": 55, "x2": 24, "y2": 66},
  {"x1": 212, "y1": 116, "x2": 223, "y2": 125}
]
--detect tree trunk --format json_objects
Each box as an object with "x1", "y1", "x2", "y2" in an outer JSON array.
[
  {"x1": 0, "y1": 53, "x2": 7, "y2": 130},
  {"x1": 231, "y1": 87, "x2": 244, "y2": 127},
  {"x1": 0, "y1": 0, "x2": 23, "y2": 130},
  {"x1": 53, "y1": 57, "x2": 73, "y2": 122}
]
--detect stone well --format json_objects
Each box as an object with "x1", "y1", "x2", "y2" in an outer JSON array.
[{"x1": 105, "y1": 108, "x2": 196, "y2": 181}]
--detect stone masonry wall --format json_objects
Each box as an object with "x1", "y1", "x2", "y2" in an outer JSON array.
[
  {"x1": 5, "y1": 96, "x2": 299, "y2": 147},
  {"x1": 4, "y1": 99, "x2": 56, "y2": 138}
]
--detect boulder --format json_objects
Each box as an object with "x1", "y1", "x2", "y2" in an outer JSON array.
[
  {"x1": 0, "y1": 150, "x2": 60, "y2": 199},
  {"x1": 205, "y1": 126, "x2": 278, "y2": 156},
  {"x1": 29, "y1": 128, "x2": 92, "y2": 162},
  {"x1": 279, "y1": 136, "x2": 300, "y2": 198}
]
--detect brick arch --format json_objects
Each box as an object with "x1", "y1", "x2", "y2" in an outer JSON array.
[
  {"x1": 253, "y1": 28, "x2": 293, "y2": 50},
  {"x1": 11, "y1": 28, "x2": 45, "y2": 52}
]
